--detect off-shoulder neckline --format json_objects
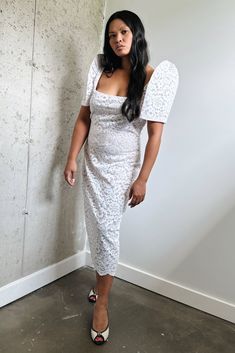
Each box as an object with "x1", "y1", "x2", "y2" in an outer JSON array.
[{"x1": 94, "y1": 61, "x2": 166, "y2": 99}]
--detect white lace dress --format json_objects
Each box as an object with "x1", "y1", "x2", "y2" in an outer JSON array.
[{"x1": 81, "y1": 54, "x2": 179, "y2": 276}]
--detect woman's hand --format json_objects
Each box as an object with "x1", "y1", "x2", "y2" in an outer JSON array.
[
  {"x1": 64, "y1": 159, "x2": 77, "y2": 186},
  {"x1": 128, "y1": 178, "x2": 146, "y2": 208}
]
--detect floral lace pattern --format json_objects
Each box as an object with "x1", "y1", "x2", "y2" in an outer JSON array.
[{"x1": 81, "y1": 54, "x2": 179, "y2": 276}]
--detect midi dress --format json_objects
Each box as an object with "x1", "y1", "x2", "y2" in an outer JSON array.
[{"x1": 81, "y1": 54, "x2": 179, "y2": 276}]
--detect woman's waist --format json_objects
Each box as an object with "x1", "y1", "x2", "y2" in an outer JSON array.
[
  {"x1": 84, "y1": 139, "x2": 141, "y2": 159},
  {"x1": 87, "y1": 133, "x2": 140, "y2": 153}
]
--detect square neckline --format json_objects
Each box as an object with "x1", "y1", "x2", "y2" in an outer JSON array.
[
  {"x1": 94, "y1": 66, "x2": 156, "y2": 99},
  {"x1": 94, "y1": 69, "x2": 127, "y2": 98}
]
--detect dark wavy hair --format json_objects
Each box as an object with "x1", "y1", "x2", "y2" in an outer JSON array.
[{"x1": 100, "y1": 10, "x2": 149, "y2": 122}]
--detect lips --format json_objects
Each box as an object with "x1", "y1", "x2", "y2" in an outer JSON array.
[{"x1": 116, "y1": 45, "x2": 125, "y2": 50}]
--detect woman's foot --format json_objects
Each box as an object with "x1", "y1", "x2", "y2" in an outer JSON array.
[
  {"x1": 88, "y1": 288, "x2": 98, "y2": 303},
  {"x1": 91, "y1": 324, "x2": 109, "y2": 344},
  {"x1": 91, "y1": 301, "x2": 109, "y2": 344},
  {"x1": 92, "y1": 302, "x2": 108, "y2": 332}
]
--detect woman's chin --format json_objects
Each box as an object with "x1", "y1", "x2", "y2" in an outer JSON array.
[{"x1": 115, "y1": 50, "x2": 130, "y2": 57}]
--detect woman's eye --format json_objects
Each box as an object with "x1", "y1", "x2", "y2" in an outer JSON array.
[{"x1": 109, "y1": 29, "x2": 128, "y2": 39}]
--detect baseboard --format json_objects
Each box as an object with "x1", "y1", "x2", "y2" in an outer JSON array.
[
  {"x1": 0, "y1": 250, "x2": 86, "y2": 308},
  {"x1": 86, "y1": 251, "x2": 235, "y2": 323},
  {"x1": 1, "y1": 250, "x2": 234, "y2": 324}
]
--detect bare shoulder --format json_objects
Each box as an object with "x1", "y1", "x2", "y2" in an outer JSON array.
[{"x1": 145, "y1": 64, "x2": 155, "y2": 85}]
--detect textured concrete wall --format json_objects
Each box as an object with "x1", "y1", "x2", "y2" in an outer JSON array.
[{"x1": 0, "y1": 0, "x2": 105, "y2": 286}]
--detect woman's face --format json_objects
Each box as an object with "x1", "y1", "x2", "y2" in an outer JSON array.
[{"x1": 108, "y1": 19, "x2": 133, "y2": 57}]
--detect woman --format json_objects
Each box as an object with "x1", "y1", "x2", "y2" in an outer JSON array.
[{"x1": 64, "y1": 10, "x2": 179, "y2": 345}]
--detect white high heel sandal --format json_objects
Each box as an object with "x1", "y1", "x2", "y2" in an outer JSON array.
[
  {"x1": 91, "y1": 324, "x2": 109, "y2": 345},
  {"x1": 91, "y1": 307, "x2": 109, "y2": 345},
  {"x1": 88, "y1": 288, "x2": 98, "y2": 303}
]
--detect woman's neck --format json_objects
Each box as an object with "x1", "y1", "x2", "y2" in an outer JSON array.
[{"x1": 121, "y1": 56, "x2": 131, "y2": 71}]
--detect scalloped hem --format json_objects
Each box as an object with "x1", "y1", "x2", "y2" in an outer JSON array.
[{"x1": 95, "y1": 268, "x2": 116, "y2": 277}]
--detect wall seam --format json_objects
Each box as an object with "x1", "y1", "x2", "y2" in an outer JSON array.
[{"x1": 21, "y1": 0, "x2": 37, "y2": 277}]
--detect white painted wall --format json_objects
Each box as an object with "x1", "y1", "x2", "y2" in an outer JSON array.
[{"x1": 105, "y1": 0, "x2": 235, "y2": 318}]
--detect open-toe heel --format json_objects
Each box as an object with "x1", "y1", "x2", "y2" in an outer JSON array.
[
  {"x1": 91, "y1": 307, "x2": 109, "y2": 345},
  {"x1": 88, "y1": 288, "x2": 98, "y2": 303},
  {"x1": 91, "y1": 324, "x2": 109, "y2": 345}
]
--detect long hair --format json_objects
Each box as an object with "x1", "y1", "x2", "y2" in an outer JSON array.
[{"x1": 101, "y1": 10, "x2": 149, "y2": 122}]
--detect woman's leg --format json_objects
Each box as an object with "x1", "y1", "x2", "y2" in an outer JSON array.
[{"x1": 92, "y1": 272, "x2": 113, "y2": 331}]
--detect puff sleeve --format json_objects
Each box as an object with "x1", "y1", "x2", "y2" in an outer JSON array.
[
  {"x1": 81, "y1": 54, "x2": 100, "y2": 106},
  {"x1": 139, "y1": 60, "x2": 179, "y2": 123}
]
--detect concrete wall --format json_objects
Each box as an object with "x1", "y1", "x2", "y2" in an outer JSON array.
[
  {"x1": 105, "y1": 0, "x2": 235, "y2": 321},
  {"x1": 0, "y1": 0, "x2": 105, "y2": 287}
]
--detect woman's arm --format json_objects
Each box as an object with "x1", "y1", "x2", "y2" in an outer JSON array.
[
  {"x1": 64, "y1": 105, "x2": 91, "y2": 186},
  {"x1": 128, "y1": 121, "x2": 164, "y2": 207}
]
